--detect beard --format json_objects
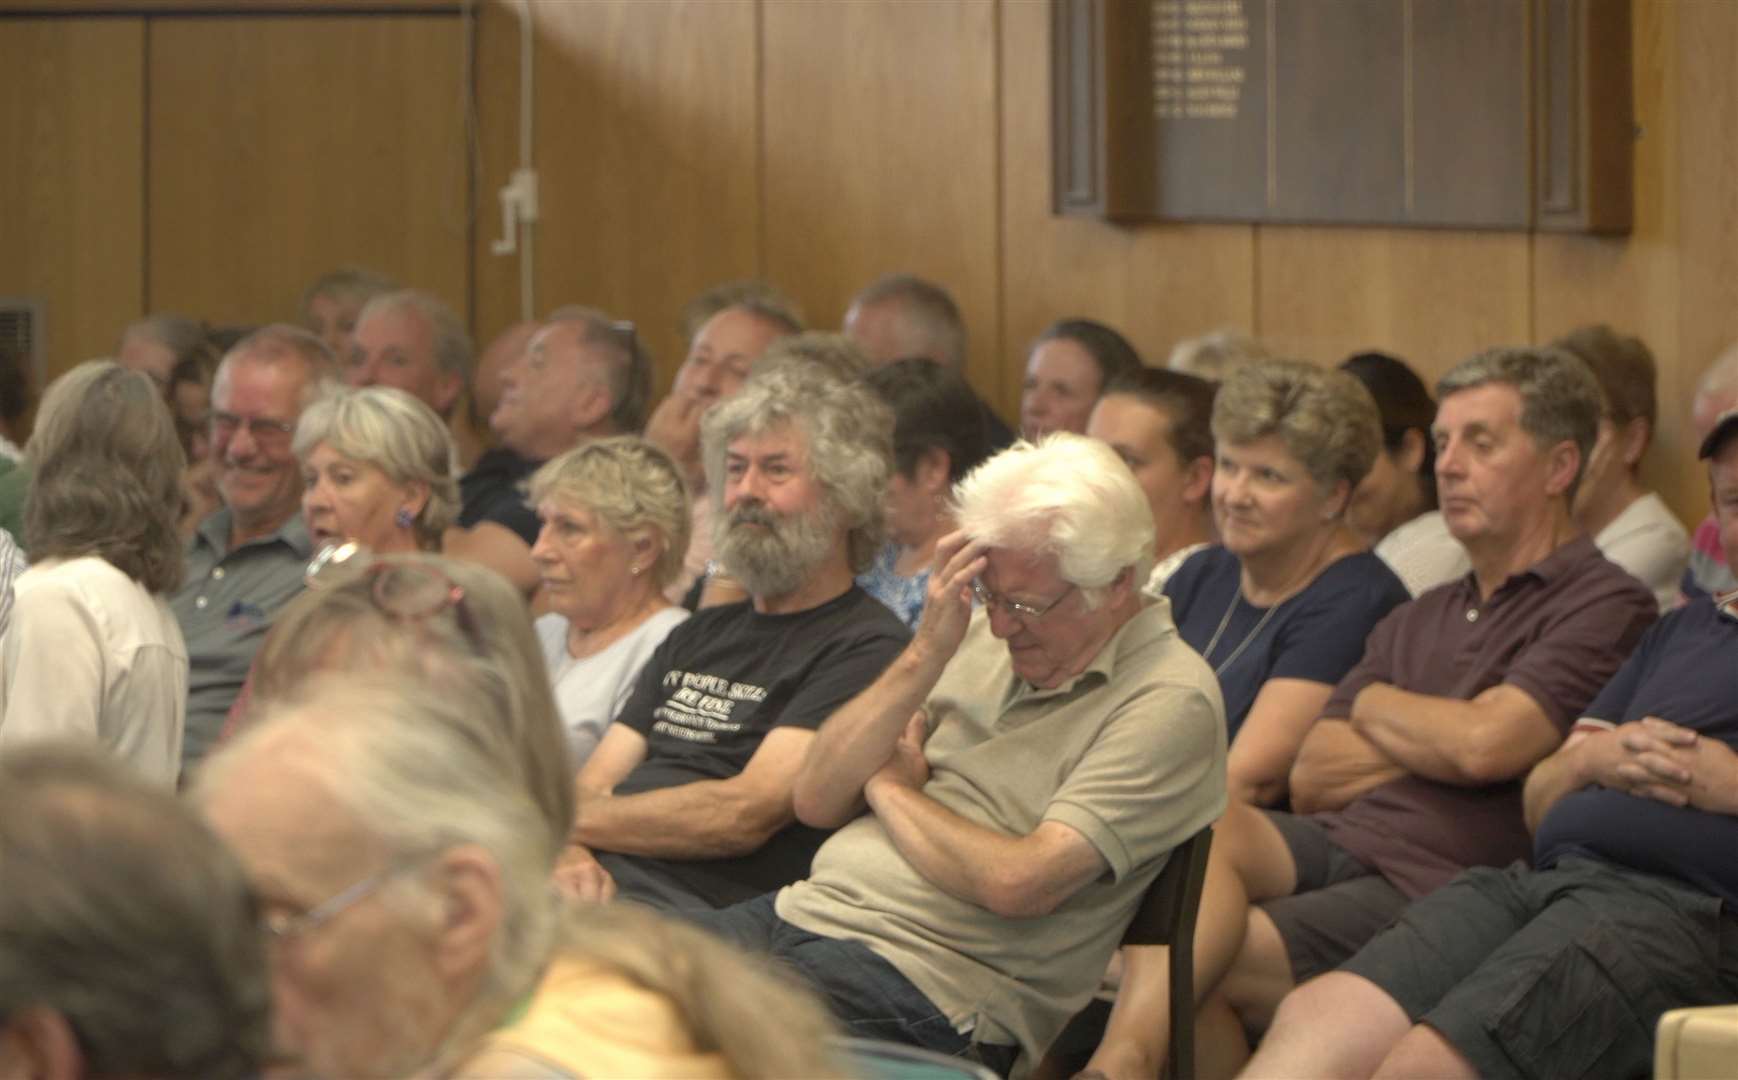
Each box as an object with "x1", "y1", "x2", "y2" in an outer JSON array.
[{"x1": 714, "y1": 498, "x2": 840, "y2": 599}]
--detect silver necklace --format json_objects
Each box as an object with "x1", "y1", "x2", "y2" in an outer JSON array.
[{"x1": 1201, "y1": 587, "x2": 1285, "y2": 676}]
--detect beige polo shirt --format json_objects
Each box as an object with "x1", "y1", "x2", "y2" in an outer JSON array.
[{"x1": 776, "y1": 596, "x2": 1227, "y2": 1061}]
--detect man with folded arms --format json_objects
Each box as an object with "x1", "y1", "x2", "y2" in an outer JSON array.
[
  {"x1": 1085, "y1": 345, "x2": 1658, "y2": 1079},
  {"x1": 1243, "y1": 406, "x2": 1738, "y2": 1080}
]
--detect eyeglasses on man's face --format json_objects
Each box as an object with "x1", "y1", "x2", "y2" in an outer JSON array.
[
  {"x1": 211, "y1": 410, "x2": 296, "y2": 449},
  {"x1": 970, "y1": 578, "x2": 1076, "y2": 621},
  {"x1": 261, "y1": 860, "x2": 419, "y2": 944}
]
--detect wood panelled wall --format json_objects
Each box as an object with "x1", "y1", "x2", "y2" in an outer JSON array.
[{"x1": 4, "y1": 0, "x2": 1735, "y2": 522}]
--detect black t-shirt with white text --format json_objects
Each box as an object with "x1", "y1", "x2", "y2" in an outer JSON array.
[{"x1": 605, "y1": 586, "x2": 909, "y2": 905}]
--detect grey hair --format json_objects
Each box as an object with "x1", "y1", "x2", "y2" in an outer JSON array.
[
  {"x1": 849, "y1": 273, "x2": 968, "y2": 370},
  {"x1": 198, "y1": 675, "x2": 565, "y2": 1069},
  {"x1": 1, "y1": 741, "x2": 269, "y2": 1079},
  {"x1": 1167, "y1": 328, "x2": 1271, "y2": 383},
  {"x1": 292, "y1": 386, "x2": 460, "y2": 548},
  {"x1": 701, "y1": 362, "x2": 894, "y2": 573},
  {"x1": 118, "y1": 313, "x2": 213, "y2": 366},
  {"x1": 299, "y1": 266, "x2": 397, "y2": 321},
  {"x1": 25, "y1": 360, "x2": 186, "y2": 592},
  {"x1": 952, "y1": 433, "x2": 1156, "y2": 607},
  {"x1": 358, "y1": 289, "x2": 474, "y2": 387},
  {"x1": 1211, "y1": 359, "x2": 1383, "y2": 496},
  {"x1": 545, "y1": 305, "x2": 653, "y2": 433},
  {"x1": 525, "y1": 436, "x2": 692, "y2": 589},
  {"x1": 1436, "y1": 345, "x2": 1603, "y2": 500},
  {"x1": 678, "y1": 280, "x2": 805, "y2": 343},
  {"x1": 217, "y1": 323, "x2": 336, "y2": 411},
  {"x1": 751, "y1": 331, "x2": 873, "y2": 383}
]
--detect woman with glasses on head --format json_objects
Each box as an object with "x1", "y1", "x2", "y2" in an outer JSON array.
[
  {"x1": 242, "y1": 551, "x2": 572, "y2": 842},
  {"x1": 1163, "y1": 359, "x2": 1410, "y2": 807},
  {"x1": 0, "y1": 361, "x2": 189, "y2": 785},
  {"x1": 295, "y1": 385, "x2": 458, "y2": 558},
  {"x1": 526, "y1": 438, "x2": 692, "y2": 767}
]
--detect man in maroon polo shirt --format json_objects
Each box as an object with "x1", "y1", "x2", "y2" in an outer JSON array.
[{"x1": 1083, "y1": 345, "x2": 1658, "y2": 1080}]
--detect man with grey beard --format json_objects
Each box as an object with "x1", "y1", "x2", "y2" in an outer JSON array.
[{"x1": 557, "y1": 355, "x2": 911, "y2": 911}]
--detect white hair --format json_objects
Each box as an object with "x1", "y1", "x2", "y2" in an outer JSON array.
[
  {"x1": 196, "y1": 676, "x2": 562, "y2": 1069},
  {"x1": 952, "y1": 433, "x2": 1155, "y2": 606}
]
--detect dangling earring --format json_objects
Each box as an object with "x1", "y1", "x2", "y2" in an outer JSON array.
[{"x1": 394, "y1": 507, "x2": 415, "y2": 529}]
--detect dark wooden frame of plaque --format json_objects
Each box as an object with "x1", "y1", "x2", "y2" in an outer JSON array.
[{"x1": 1053, "y1": 0, "x2": 1631, "y2": 233}]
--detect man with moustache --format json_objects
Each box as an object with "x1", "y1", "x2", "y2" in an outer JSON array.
[
  {"x1": 557, "y1": 362, "x2": 910, "y2": 911},
  {"x1": 171, "y1": 325, "x2": 324, "y2": 771}
]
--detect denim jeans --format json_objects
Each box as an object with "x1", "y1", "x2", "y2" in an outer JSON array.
[{"x1": 691, "y1": 893, "x2": 1019, "y2": 1076}]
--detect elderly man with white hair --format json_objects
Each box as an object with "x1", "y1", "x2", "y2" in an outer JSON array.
[
  {"x1": 696, "y1": 433, "x2": 1228, "y2": 1073},
  {"x1": 196, "y1": 675, "x2": 846, "y2": 1079}
]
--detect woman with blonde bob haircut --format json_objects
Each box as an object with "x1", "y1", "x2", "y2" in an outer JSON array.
[
  {"x1": 294, "y1": 385, "x2": 458, "y2": 555},
  {"x1": 1161, "y1": 358, "x2": 1410, "y2": 806},
  {"x1": 0, "y1": 361, "x2": 189, "y2": 784},
  {"x1": 526, "y1": 437, "x2": 692, "y2": 766}
]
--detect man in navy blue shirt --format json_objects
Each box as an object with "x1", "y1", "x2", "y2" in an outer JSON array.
[{"x1": 1242, "y1": 409, "x2": 1738, "y2": 1080}]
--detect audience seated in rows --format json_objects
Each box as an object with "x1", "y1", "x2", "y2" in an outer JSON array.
[
  {"x1": 646, "y1": 293, "x2": 802, "y2": 600},
  {"x1": 843, "y1": 271, "x2": 1016, "y2": 450},
  {"x1": 1339, "y1": 351, "x2": 1452, "y2": 596},
  {"x1": 697, "y1": 433, "x2": 1227, "y2": 1073},
  {"x1": 171, "y1": 325, "x2": 326, "y2": 771},
  {"x1": 0, "y1": 362, "x2": 189, "y2": 785},
  {"x1": 450, "y1": 307, "x2": 650, "y2": 597},
  {"x1": 1086, "y1": 366, "x2": 1218, "y2": 590},
  {"x1": 1020, "y1": 318, "x2": 1141, "y2": 441},
  {"x1": 1556, "y1": 324, "x2": 1689, "y2": 611},
  {"x1": 1084, "y1": 345, "x2": 1659, "y2": 1079},
  {"x1": 857, "y1": 358, "x2": 993, "y2": 627},
  {"x1": 298, "y1": 265, "x2": 396, "y2": 368},
  {"x1": 1163, "y1": 359, "x2": 1410, "y2": 807},
  {"x1": 1245, "y1": 409, "x2": 1738, "y2": 1080},
  {"x1": 528, "y1": 437, "x2": 692, "y2": 767},
  {"x1": 200, "y1": 675, "x2": 846, "y2": 1078},
  {"x1": 0, "y1": 742, "x2": 269, "y2": 1079},
  {"x1": 559, "y1": 360, "x2": 910, "y2": 910}
]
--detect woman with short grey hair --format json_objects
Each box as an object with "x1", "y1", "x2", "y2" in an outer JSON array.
[
  {"x1": 294, "y1": 385, "x2": 458, "y2": 555},
  {"x1": 1163, "y1": 358, "x2": 1410, "y2": 806},
  {"x1": 525, "y1": 437, "x2": 693, "y2": 766}
]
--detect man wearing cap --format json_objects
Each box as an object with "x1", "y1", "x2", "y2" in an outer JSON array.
[{"x1": 1241, "y1": 407, "x2": 1738, "y2": 1080}]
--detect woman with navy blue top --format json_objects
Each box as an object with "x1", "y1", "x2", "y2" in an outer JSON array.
[{"x1": 1165, "y1": 359, "x2": 1410, "y2": 806}]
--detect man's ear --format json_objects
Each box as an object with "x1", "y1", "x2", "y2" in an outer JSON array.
[
  {"x1": 1615, "y1": 416, "x2": 1651, "y2": 470},
  {"x1": 1, "y1": 1007, "x2": 85, "y2": 1080},
  {"x1": 433, "y1": 372, "x2": 464, "y2": 418},
  {"x1": 1183, "y1": 455, "x2": 1214, "y2": 506},
  {"x1": 429, "y1": 845, "x2": 505, "y2": 983},
  {"x1": 573, "y1": 382, "x2": 613, "y2": 434},
  {"x1": 1545, "y1": 439, "x2": 1582, "y2": 498},
  {"x1": 1397, "y1": 427, "x2": 1428, "y2": 474}
]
